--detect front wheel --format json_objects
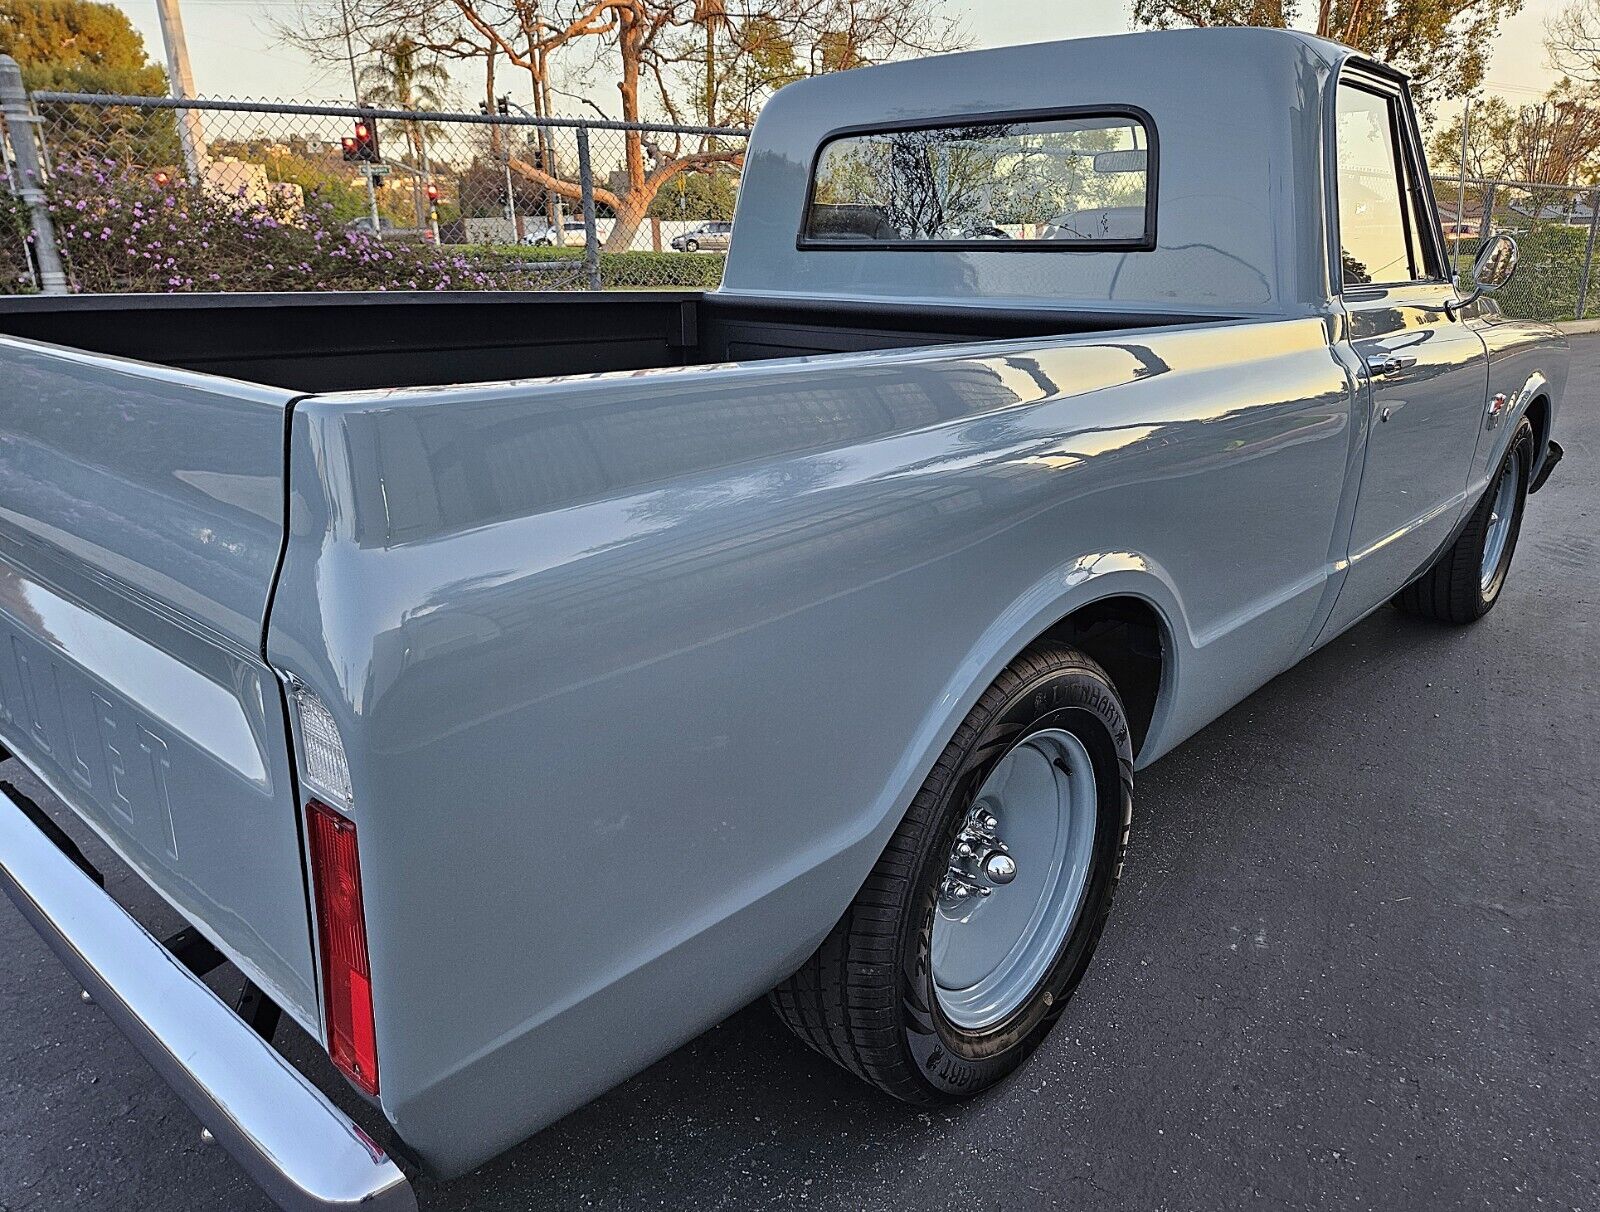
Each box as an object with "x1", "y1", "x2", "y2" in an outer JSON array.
[
  {"x1": 770, "y1": 643, "x2": 1132, "y2": 1103},
  {"x1": 684, "y1": 239, "x2": 699, "y2": 252},
  {"x1": 1394, "y1": 416, "x2": 1533, "y2": 624}
]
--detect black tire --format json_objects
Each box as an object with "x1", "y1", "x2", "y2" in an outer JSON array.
[
  {"x1": 769, "y1": 643, "x2": 1133, "y2": 1104},
  {"x1": 1394, "y1": 416, "x2": 1534, "y2": 625},
  {"x1": 685, "y1": 239, "x2": 699, "y2": 252}
]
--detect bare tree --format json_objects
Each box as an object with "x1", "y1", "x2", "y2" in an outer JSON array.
[
  {"x1": 1131, "y1": 0, "x2": 1524, "y2": 108},
  {"x1": 1498, "y1": 86, "x2": 1600, "y2": 183},
  {"x1": 1429, "y1": 84, "x2": 1600, "y2": 184},
  {"x1": 281, "y1": 0, "x2": 966, "y2": 249},
  {"x1": 1548, "y1": 0, "x2": 1600, "y2": 92}
]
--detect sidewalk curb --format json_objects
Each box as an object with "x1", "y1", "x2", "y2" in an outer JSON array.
[{"x1": 1557, "y1": 319, "x2": 1600, "y2": 335}]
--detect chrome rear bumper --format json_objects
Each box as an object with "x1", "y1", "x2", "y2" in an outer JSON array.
[{"x1": 0, "y1": 785, "x2": 416, "y2": 1212}]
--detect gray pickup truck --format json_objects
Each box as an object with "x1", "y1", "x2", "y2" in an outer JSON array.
[{"x1": 0, "y1": 28, "x2": 1568, "y2": 1212}]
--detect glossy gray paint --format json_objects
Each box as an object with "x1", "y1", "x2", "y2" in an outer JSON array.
[
  {"x1": 0, "y1": 25, "x2": 1570, "y2": 1194},
  {"x1": 724, "y1": 28, "x2": 1340, "y2": 315},
  {"x1": 0, "y1": 337, "x2": 319, "y2": 1029},
  {"x1": 267, "y1": 316, "x2": 1361, "y2": 1172}
]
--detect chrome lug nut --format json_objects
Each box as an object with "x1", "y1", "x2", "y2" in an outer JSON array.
[{"x1": 984, "y1": 853, "x2": 1018, "y2": 884}]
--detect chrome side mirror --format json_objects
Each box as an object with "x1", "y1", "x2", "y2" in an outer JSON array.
[{"x1": 1460, "y1": 233, "x2": 1518, "y2": 308}]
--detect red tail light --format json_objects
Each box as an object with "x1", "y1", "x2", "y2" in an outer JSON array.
[{"x1": 306, "y1": 800, "x2": 379, "y2": 1095}]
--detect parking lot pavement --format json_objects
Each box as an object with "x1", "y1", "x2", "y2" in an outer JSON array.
[{"x1": 2, "y1": 341, "x2": 1597, "y2": 1212}]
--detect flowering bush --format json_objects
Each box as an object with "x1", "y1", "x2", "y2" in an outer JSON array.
[
  {"x1": 5, "y1": 158, "x2": 515, "y2": 294},
  {"x1": 1, "y1": 169, "x2": 35, "y2": 292}
]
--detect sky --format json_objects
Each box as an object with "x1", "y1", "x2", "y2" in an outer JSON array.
[{"x1": 109, "y1": 0, "x2": 1568, "y2": 127}]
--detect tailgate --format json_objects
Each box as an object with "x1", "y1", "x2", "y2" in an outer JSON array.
[{"x1": 0, "y1": 336, "x2": 316, "y2": 1026}]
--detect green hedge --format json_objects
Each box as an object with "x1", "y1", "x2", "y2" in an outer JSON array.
[
  {"x1": 1484, "y1": 224, "x2": 1588, "y2": 321},
  {"x1": 471, "y1": 245, "x2": 727, "y2": 289}
]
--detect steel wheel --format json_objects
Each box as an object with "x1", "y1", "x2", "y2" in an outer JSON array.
[
  {"x1": 1480, "y1": 451, "x2": 1522, "y2": 591},
  {"x1": 930, "y1": 728, "x2": 1099, "y2": 1030}
]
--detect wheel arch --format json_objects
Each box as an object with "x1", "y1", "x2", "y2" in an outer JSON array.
[
  {"x1": 1502, "y1": 371, "x2": 1550, "y2": 477},
  {"x1": 1524, "y1": 390, "x2": 1552, "y2": 474},
  {"x1": 1033, "y1": 595, "x2": 1170, "y2": 761},
  {"x1": 791, "y1": 556, "x2": 1189, "y2": 1000},
  {"x1": 877, "y1": 554, "x2": 1188, "y2": 850}
]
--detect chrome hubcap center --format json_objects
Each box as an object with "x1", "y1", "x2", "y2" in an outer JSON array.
[
  {"x1": 985, "y1": 853, "x2": 1018, "y2": 884},
  {"x1": 938, "y1": 807, "x2": 1016, "y2": 913}
]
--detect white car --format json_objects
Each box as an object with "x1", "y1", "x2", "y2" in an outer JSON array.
[{"x1": 523, "y1": 218, "x2": 592, "y2": 246}]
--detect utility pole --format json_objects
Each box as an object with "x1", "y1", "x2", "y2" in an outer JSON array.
[
  {"x1": 0, "y1": 54, "x2": 67, "y2": 293},
  {"x1": 337, "y1": 0, "x2": 380, "y2": 233},
  {"x1": 338, "y1": 0, "x2": 362, "y2": 102},
  {"x1": 1454, "y1": 97, "x2": 1471, "y2": 266},
  {"x1": 155, "y1": 0, "x2": 208, "y2": 182}
]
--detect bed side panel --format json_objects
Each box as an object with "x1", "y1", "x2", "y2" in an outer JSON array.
[{"x1": 268, "y1": 318, "x2": 1353, "y2": 1173}]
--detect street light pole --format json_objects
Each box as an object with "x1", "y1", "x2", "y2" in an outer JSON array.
[
  {"x1": 336, "y1": 0, "x2": 380, "y2": 233},
  {"x1": 155, "y1": 0, "x2": 208, "y2": 183},
  {"x1": 339, "y1": 0, "x2": 362, "y2": 103},
  {"x1": 1455, "y1": 97, "x2": 1471, "y2": 266}
]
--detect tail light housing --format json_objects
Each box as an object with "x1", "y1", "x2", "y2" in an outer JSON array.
[{"x1": 306, "y1": 799, "x2": 379, "y2": 1096}]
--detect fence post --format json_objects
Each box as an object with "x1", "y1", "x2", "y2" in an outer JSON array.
[
  {"x1": 1579, "y1": 187, "x2": 1600, "y2": 321},
  {"x1": 0, "y1": 55, "x2": 66, "y2": 294},
  {"x1": 575, "y1": 124, "x2": 602, "y2": 292}
]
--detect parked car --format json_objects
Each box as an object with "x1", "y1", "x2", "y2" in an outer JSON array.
[
  {"x1": 671, "y1": 220, "x2": 732, "y2": 250},
  {"x1": 523, "y1": 216, "x2": 593, "y2": 246},
  {"x1": 0, "y1": 28, "x2": 1567, "y2": 1212}
]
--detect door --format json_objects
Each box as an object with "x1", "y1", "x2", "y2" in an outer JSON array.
[{"x1": 1324, "y1": 75, "x2": 1488, "y2": 636}]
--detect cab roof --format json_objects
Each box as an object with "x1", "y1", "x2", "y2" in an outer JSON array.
[{"x1": 721, "y1": 28, "x2": 1385, "y2": 316}]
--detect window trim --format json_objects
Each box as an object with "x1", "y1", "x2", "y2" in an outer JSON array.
[
  {"x1": 1331, "y1": 68, "x2": 1449, "y2": 294},
  {"x1": 796, "y1": 104, "x2": 1160, "y2": 254}
]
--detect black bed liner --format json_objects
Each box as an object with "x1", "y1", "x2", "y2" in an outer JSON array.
[{"x1": 0, "y1": 290, "x2": 1223, "y2": 394}]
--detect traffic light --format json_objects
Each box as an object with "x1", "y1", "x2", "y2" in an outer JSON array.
[
  {"x1": 477, "y1": 95, "x2": 512, "y2": 117},
  {"x1": 341, "y1": 119, "x2": 380, "y2": 163}
]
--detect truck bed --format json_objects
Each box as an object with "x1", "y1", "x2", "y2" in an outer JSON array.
[{"x1": 0, "y1": 291, "x2": 1223, "y2": 393}]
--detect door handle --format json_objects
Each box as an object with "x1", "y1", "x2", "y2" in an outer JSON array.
[{"x1": 1367, "y1": 354, "x2": 1417, "y2": 377}]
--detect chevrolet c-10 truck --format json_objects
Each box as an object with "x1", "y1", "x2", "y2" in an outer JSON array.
[{"x1": 0, "y1": 28, "x2": 1569, "y2": 1211}]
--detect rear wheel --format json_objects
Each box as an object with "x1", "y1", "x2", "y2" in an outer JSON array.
[
  {"x1": 769, "y1": 643, "x2": 1132, "y2": 1103},
  {"x1": 1394, "y1": 416, "x2": 1533, "y2": 624}
]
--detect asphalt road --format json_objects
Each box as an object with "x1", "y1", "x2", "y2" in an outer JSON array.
[{"x1": 2, "y1": 341, "x2": 1597, "y2": 1212}]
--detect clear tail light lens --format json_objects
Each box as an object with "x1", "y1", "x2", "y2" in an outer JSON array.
[{"x1": 306, "y1": 799, "x2": 379, "y2": 1096}]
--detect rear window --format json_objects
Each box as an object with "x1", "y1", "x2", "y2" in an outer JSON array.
[{"x1": 801, "y1": 110, "x2": 1155, "y2": 250}]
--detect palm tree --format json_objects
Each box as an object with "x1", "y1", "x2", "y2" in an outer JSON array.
[
  {"x1": 357, "y1": 36, "x2": 450, "y2": 224},
  {"x1": 694, "y1": 0, "x2": 730, "y2": 146}
]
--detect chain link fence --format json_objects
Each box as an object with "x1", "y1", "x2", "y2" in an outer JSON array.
[
  {"x1": 1435, "y1": 174, "x2": 1600, "y2": 321},
  {"x1": 10, "y1": 70, "x2": 1600, "y2": 318},
  {"x1": 0, "y1": 66, "x2": 746, "y2": 295}
]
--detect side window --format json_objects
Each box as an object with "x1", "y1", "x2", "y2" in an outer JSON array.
[{"x1": 1335, "y1": 83, "x2": 1418, "y2": 287}]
